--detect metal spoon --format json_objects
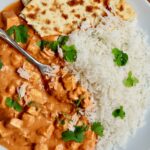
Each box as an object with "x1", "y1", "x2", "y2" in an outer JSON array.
[{"x1": 0, "y1": 28, "x2": 55, "y2": 76}]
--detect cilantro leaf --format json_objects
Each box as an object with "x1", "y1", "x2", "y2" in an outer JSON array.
[
  {"x1": 37, "y1": 40, "x2": 49, "y2": 50},
  {"x1": 37, "y1": 40, "x2": 59, "y2": 52},
  {"x1": 62, "y1": 45, "x2": 77, "y2": 62},
  {"x1": 0, "y1": 59, "x2": 3, "y2": 70},
  {"x1": 75, "y1": 125, "x2": 88, "y2": 133},
  {"x1": 62, "y1": 131, "x2": 76, "y2": 142},
  {"x1": 112, "y1": 48, "x2": 128, "y2": 66},
  {"x1": 123, "y1": 71, "x2": 139, "y2": 87},
  {"x1": 7, "y1": 26, "x2": 15, "y2": 35},
  {"x1": 112, "y1": 106, "x2": 125, "y2": 119},
  {"x1": 37, "y1": 36, "x2": 77, "y2": 62},
  {"x1": 5, "y1": 97, "x2": 14, "y2": 108},
  {"x1": 37, "y1": 36, "x2": 68, "y2": 52},
  {"x1": 5, "y1": 97, "x2": 23, "y2": 112},
  {"x1": 13, "y1": 101, "x2": 23, "y2": 112},
  {"x1": 48, "y1": 41, "x2": 59, "y2": 52},
  {"x1": 60, "y1": 120, "x2": 65, "y2": 125},
  {"x1": 91, "y1": 122, "x2": 104, "y2": 136},
  {"x1": 58, "y1": 36, "x2": 69, "y2": 46},
  {"x1": 7, "y1": 25, "x2": 29, "y2": 43},
  {"x1": 56, "y1": 117, "x2": 65, "y2": 126},
  {"x1": 74, "y1": 125, "x2": 88, "y2": 142},
  {"x1": 74, "y1": 132, "x2": 85, "y2": 143},
  {"x1": 15, "y1": 25, "x2": 28, "y2": 43},
  {"x1": 74, "y1": 99, "x2": 81, "y2": 107},
  {"x1": 62, "y1": 125, "x2": 88, "y2": 143}
]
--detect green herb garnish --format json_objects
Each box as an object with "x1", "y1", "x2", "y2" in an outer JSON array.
[
  {"x1": 13, "y1": 101, "x2": 22, "y2": 112},
  {"x1": 37, "y1": 40, "x2": 49, "y2": 50},
  {"x1": 7, "y1": 25, "x2": 29, "y2": 43},
  {"x1": 123, "y1": 71, "x2": 139, "y2": 87},
  {"x1": 62, "y1": 125, "x2": 88, "y2": 142},
  {"x1": 5, "y1": 97, "x2": 23, "y2": 112},
  {"x1": 56, "y1": 116, "x2": 65, "y2": 126},
  {"x1": 37, "y1": 36, "x2": 68, "y2": 51},
  {"x1": 112, "y1": 106, "x2": 125, "y2": 119},
  {"x1": 37, "y1": 36, "x2": 77, "y2": 62},
  {"x1": 91, "y1": 122, "x2": 104, "y2": 136},
  {"x1": 37, "y1": 40, "x2": 59, "y2": 52},
  {"x1": 74, "y1": 99, "x2": 81, "y2": 107},
  {"x1": 0, "y1": 59, "x2": 3, "y2": 70},
  {"x1": 5, "y1": 97, "x2": 14, "y2": 108},
  {"x1": 48, "y1": 41, "x2": 59, "y2": 52},
  {"x1": 112, "y1": 48, "x2": 128, "y2": 66},
  {"x1": 60, "y1": 120, "x2": 65, "y2": 125},
  {"x1": 58, "y1": 36, "x2": 69, "y2": 46},
  {"x1": 62, "y1": 45, "x2": 77, "y2": 62}
]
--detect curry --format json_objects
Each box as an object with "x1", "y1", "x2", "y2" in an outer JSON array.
[{"x1": 0, "y1": 1, "x2": 97, "y2": 150}]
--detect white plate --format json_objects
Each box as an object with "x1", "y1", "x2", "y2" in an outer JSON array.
[
  {"x1": 0, "y1": 0, "x2": 150, "y2": 150},
  {"x1": 124, "y1": 1, "x2": 150, "y2": 150},
  {"x1": 127, "y1": 0, "x2": 150, "y2": 42}
]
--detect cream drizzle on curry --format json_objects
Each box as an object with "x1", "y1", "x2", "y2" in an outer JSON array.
[{"x1": 0, "y1": 1, "x2": 97, "y2": 150}]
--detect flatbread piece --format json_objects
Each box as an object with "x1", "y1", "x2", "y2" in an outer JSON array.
[{"x1": 20, "y1": 0, "x2": 135, "y2": 37}]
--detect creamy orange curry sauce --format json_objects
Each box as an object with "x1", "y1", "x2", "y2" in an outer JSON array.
[{"x1": 0, "y1": 1, "x2": 97, "y2": 150}]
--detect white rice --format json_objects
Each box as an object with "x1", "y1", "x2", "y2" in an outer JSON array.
[{"x1": 68, "y1": 14, "x2": 150, "y2": 150}]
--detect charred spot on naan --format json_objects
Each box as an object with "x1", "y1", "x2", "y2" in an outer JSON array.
[
  {"x1": 41, "y1": 2, "x2": 47, "y2": 6},
  {"x1": 62, "y1": 14, "x2": 69, "y2": 20},
  {"x1": 67, "y1": 0, "x2": 84, "y2": 6},
  {"x1": 26, "y1": 13, "x2": 37, "y2": 20},
  {"x1": 45, "y1": 19, "x2": 51, "y2": 25}
]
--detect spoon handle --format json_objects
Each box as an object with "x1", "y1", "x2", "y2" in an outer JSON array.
[{"x1": 0, "y1": 28, "x2": 41, "y2": 67}]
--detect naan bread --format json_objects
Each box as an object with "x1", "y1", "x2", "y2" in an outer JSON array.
[{"x1": 20, "y1": 0, "x2": 135, "y2": 37}]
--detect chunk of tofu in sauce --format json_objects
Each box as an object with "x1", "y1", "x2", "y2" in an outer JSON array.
[{"x1": 0, "y1": 1, "x2": 96, "y2": 150}]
